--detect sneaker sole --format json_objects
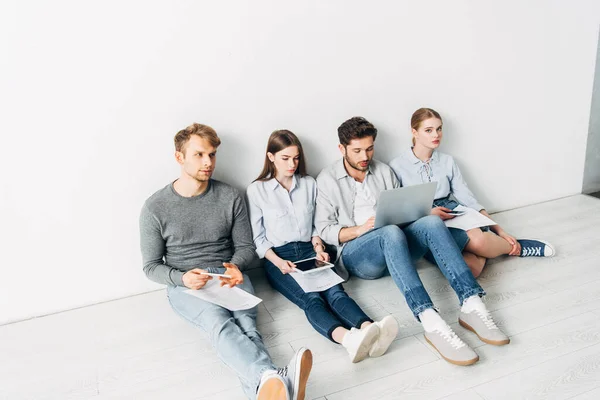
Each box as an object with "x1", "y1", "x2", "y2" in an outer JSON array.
[
  {"x1": 369, "y1": 317, "x2": 399, "y2": 358},
  {"x1": 351, "y1": 325, "x2": 379, "y2": 363},
  {"x1": 424, "y1": 335, "x2": 479, "y2": 366},
  {"x1": 538, "y1": 239, "x2": 556, "y2": 257},
  {"x1": 459, "y1": 319, "x2": 510, "y2": 346},
  {"x1": 292, "y1": 348, "x2": 313, "y2": 400},
  {"x1": 257, "y1": 375, "x2": 288, "y2": 400}
]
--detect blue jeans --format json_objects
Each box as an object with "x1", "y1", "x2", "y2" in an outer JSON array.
[
  {"x1": 167, "y1": 267, "x2": 275, "y2": 400},
  {"x1": 264, "y1": 241, "x2": 372, "y2": 342},
  {"x1": 342, "y1": 215, "x2": 485, "y2": 318}
]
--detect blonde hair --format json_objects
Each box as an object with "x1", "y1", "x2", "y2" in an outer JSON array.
[
  {"x1": 411, "y1": 108, "x2": 442, "y2": 146},
  {"x1": 174, "y1": 123, "x2": 221, "y2": 152}
]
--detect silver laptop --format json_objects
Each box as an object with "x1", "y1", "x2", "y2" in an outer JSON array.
[{"x1": 374, "y1": 182, "x2": 437, "y2": 228}]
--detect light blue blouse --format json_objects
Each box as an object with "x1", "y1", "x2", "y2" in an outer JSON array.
[
  {"x1": 246, "y1": 175, "x2": 318, "y2": 258},
  {"x1": 389, "y1": 148, "x2": 484, "y2": 211}
]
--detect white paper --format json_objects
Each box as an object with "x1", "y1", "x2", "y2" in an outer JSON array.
[
  {"x1": 443, "y1": 205, "x2": 497, "y2": 231},
  {"x1": 183, "y1": 279, "x2": 262, "y2": 311},
  {"x1": 290, "y1": 268, "x2": 344, "y2": 293}
]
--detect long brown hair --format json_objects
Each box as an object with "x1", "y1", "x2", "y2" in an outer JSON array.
[
  {"x1": 411, "y1": 108, "x2": 442, "y2": 145},
  {"x1": 254, "y1": 130, "x2": 308, "y2": 182}
]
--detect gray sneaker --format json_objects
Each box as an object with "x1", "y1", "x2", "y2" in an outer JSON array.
[
  {"x1": 257, "y1": 370, "x2": 289, "y2": 400},
  {"x1": 424, "y1": 322, "x2": 479, "y2": 366},
  {"x1": 280, "y1": 347, "x2": 313, "y2": 400},
  {"x1": 459, "y1": 309, "x2": 510, "y2": 346}
]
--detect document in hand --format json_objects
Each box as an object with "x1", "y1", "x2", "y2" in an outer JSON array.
[
  {"x1": 184, "y1": 279, "x2": 262, "y2": 311},
  {"x1": 290, "y1": 268, "x2": 344, "y2": 293},
  {"x1": 443, "y1": 205, "x2": 497, "y2": 231}
]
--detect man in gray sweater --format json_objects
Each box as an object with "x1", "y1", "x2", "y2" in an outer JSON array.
[{"x1": 139, "y1": 123, "x2": 312, "y2": 400}]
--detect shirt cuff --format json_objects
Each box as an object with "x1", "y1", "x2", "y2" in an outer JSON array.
[
  {"x1": 328, "y1": 225, "x2": 344, "y2": 247},
  {"x1": 472, "y1": 203, "x2": 485, "y2": 212},
  {"x1": 170, "y1": 269, "x2": 185, "y2": 287},
  {"x1": 256, "y1": 240, "x2": 275, "y2": 259}
]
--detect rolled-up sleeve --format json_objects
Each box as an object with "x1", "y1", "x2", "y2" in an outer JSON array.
[{"x1": 315, "y1": 174, "x2": 345, "y2": 247}]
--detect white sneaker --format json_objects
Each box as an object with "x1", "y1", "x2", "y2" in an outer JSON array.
[
  {"x1": 257, "y1": 370, "x2": 289, "y2": 400},
  {"x1": 369, "y1": 316, "x2": 399, "y2": 357},
  {"x1": 342, "y1": 323, "x2": 380, "y2": 363}
]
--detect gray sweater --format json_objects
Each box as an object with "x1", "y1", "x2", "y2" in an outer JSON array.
[{"x1": 139, "y1": 180, "x2": 256, "y2": 286}]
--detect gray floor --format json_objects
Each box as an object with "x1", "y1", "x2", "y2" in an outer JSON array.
[{"x1": 2, "y1": 194, "x2": 600, "y2": 400}]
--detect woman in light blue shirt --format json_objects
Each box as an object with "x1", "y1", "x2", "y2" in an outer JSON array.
[
  {"x1": 247, "y1": 130, "x2": 398, "y2": 364},
  {"x1": 389, "y1": 108, "x2": 555, "y2": 277}
]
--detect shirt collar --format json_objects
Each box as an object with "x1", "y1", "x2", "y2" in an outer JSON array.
[
  {"x1": 407, "y1": 147, "x2": 439, "y2": 164},
  {"x1": 267, "y1": 175, "x2": 298, "y2": 191},
  {"x1": 334, "y1": 158, "x2": 374, "y2": 180}
]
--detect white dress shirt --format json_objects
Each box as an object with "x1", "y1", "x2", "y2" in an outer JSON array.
[{"x1": 246, "y1": 175, "x2": 318, "y2": 258}]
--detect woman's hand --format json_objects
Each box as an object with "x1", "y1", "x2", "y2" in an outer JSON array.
[
  {"x1": 276, "y1": 259, "x2": 297, "y2": 274},
  {"x1": 431, "y1": 206, "x2": 455, "y2": 220},
  {"x1": 316, "y1": 251, "x2": 330, "y2": 262},
  {"x1": 496, "y1": 230, "x2": 521, "y2": 256}
]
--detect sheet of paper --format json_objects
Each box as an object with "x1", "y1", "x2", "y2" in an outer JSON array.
[
  {"x1": 183, "y1": 279, "x2": 262, "y2": 311},
  {"x1": 290, "y1": 268, "x2": 344, "y2": 293},
  {"x1": 444, "y1": 205, "x2": 497, "y2": 231}
]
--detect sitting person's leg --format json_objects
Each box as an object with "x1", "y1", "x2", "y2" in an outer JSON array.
[
  {"x1": 342, "y1": 225, "x2": 435, "y2": 315},
  {"x1": 462, "y1": 251, "x2": 486, "y2": 278},
  {"x1": 404, "y1": 215, "x2": 485, "y2": 302},
  {"x1": 424, "y1": 226, "x2": 487, "y2": 276},
  {"x1": 167, "y1": 284, "x2": 277, "y2": 399},
  {"x1": 403, "y1": 215, "x2": 510, "y2": 346},
  {"x1": 265, "y1": 258, "x2": 378, "y2": 363},
  {"x1": 343, "y1": 224, "x2": 482, "y2": 365},
  {"x1": 465, "y1": 228, "x2": 512, "y2": 259},
  {"x1": 321, "y1": 284, "x2": 399, "y2": 358}
]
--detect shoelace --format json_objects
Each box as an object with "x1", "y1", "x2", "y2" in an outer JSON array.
[
  {"x1": 277, "y1": 366, "x2": 288, "y2": 378},
  {"x1": 436, "y1": 325, "x2": 466, "y2": 349},
  {"x1": 475, "y1": 309, "x2": 499, "y2": 330},
  {"x1": 522, "y1": 246, "x2": 542, "y2": 256}
]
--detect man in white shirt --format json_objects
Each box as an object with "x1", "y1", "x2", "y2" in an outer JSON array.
[{"x1": 314, "y1": 117, "x2": 510, "y2": 366}]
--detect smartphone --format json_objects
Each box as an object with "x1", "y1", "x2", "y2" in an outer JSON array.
[{"x1": 201, "y1": 272, "x2": 232, "y2": 278}]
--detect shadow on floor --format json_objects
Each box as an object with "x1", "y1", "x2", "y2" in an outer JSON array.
[{"x1": 588, "y1": 191, "x2": 600, "y2": 199}]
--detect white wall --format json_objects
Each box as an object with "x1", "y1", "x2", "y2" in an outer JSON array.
[{"x1": 1, "y1": 0, "x2": 599, "y2": 325}]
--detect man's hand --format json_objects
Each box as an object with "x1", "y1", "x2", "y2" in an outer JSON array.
[
  {"x1": 431, "y1": 206, "x2": 455, "y2": 220},
  {"x1": 220, "y1": 263, "x2": 244, "y2": 287},
  {"x1": 356, "y1": 216, "x2": 376, "y2": 237},
  {"x1": 182, "y1": 269, "x2": 212, "y2": 290},
  {"x1": 276, "y1": 259, "x2": 297, "y2": 274}
]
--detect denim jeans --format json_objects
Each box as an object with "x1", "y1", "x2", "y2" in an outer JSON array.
[
  {"x1": 167, "y1": 267, "x2": 275, "y2": 400},
  {"x1": 342, "y1": 215, "x2": 485, "y2": 318},
  {"x1": 265, "y1": 241, "x2": 372, "y2": 341}
]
